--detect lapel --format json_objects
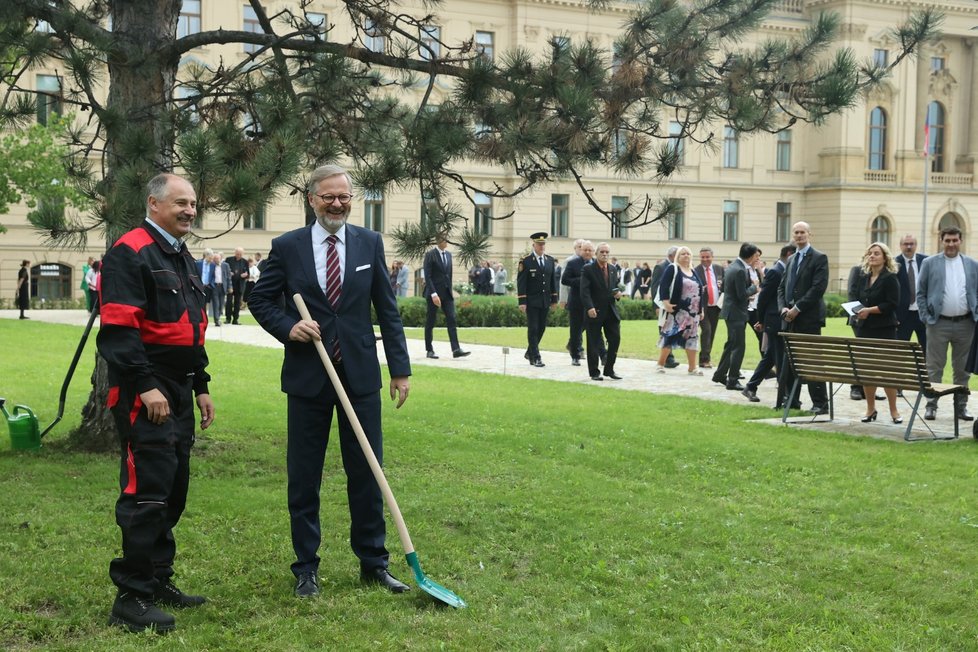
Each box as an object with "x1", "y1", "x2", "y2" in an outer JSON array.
[
  {"x1": 339, "y1": 225, "x2": 364, "y2": 309},
  {"x1": 444, "y1": 250, "x2": 452, "y2": 271},
  {"x1": 296, "y1": 224, "x2": 320, "y2": 298}
]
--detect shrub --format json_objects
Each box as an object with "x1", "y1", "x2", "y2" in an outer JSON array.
[{"x1": 391, "y1": 295, "x2": 654, "y2": 327}]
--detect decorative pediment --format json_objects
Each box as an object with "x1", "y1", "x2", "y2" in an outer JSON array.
[
  {"x1": 865, "y1": 80, "x2": 897, "y2": 104},
  {"x1": 929, "y1": 69, "x2": 958, "y2": 101}
]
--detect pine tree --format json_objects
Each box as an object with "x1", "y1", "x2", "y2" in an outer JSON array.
[{"x1": 0, "y1": 0, "x2": 940, "y2": 450}]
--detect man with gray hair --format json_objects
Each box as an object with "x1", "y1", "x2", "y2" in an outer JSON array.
[
  {"x1": 249, "y1": 163, "x2": 414, "y2": 599},
  {"x1": 694, "y1": 247, "x2": 724, "y2": 369}
]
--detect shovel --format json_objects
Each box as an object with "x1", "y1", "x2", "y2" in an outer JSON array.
[{"x1": 292, "y1": 293, "x2": 466, "y2": 609}]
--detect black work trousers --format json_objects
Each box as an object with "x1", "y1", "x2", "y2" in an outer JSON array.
[
  {"x1": 108, "y1": 374, "x2": 195, "y2": 598},
  {"x1": 525, "y1": 305, "x2": 550, "y2": 361}
]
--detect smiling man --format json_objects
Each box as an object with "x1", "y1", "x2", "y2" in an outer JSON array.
[
  {"x1": 248, "y1": 164, "x2": 413, "y2": 600},
  {"x1": 97, "y1": 173, "x2": 215, "y2": 634}
]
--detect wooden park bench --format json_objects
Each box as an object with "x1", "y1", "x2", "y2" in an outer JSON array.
[{"x1": 780, "y1": 332, "x2": 971, "y2": 441}]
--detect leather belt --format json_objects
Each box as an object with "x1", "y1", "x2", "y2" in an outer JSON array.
[{"x1": 939, "y1": 314, "x2": 970, "y2": 322}]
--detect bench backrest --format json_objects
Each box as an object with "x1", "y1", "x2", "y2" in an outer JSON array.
[{"x1": 781, "y1": 333, "x2": 930, "y2": 391}]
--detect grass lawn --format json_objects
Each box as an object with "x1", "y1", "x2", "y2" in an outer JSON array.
[{"x1": 2, "y1": 320, "x2": 978, "y2": 649}]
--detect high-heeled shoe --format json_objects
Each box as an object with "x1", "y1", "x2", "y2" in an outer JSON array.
[
  {"x1": 861, "y1": 410, "x2": 878, "y2": 423},
  {"x1": 891, "y1": 414, "x2": 903, "y2": 424}
]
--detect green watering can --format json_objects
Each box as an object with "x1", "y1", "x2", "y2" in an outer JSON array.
[{"x1": 0, "y1": 397, "x2": 41, "y2": 451}]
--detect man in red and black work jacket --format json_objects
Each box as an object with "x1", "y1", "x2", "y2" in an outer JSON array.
[{"x1": 97, "y1": 173, "x2": 215, "y2": 635}]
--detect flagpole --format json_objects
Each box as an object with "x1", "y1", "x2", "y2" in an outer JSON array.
[
  {"x1": 921, "y1": 116, "x2": 930, "y2": 253},
  {"x1": 921, "y1": 150, "x2": 929, "y2": 253}
]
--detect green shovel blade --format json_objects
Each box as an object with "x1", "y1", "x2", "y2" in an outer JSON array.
[{"x1": 405, "y1": 552, "x2": 466, "y2": 609}]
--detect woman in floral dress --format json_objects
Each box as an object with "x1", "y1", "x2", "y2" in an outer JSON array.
[{"x1": 656, "y1": 246, "x2": 705, "y2": 374}]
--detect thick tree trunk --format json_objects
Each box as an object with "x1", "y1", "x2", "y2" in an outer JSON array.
[
  {"x1": 72, "y1": 0, "x2": 182, "y2": 453},
  {"x1": 69, "y1": 353, "x2": 117, "y2": 452}
]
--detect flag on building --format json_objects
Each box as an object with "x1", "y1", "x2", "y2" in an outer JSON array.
[{"x1": 923, "y1": 119, "x2": 930, "y2": 157}]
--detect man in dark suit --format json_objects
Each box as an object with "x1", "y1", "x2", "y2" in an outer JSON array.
[
  {"x1": 560, "y1": 240, "x2": 593, "y2": 366},
  {"x1": 248, "y1": 164, "x2": 413, "y2": 599},
  {"x1": 895, "y1": 234, "x2": 927, "y2": 349},
  {"x1": 225, "y1": 247, "x2": 250, "y2": 324},
  {"x1": 742, "y1": 244, "x2": 795, "y2": 402},
  {"x1": 777, "y1": 221, "x2": 829, "y2": 413},
  {"x1": 421, "y1": 237, "x2": 471, "y2": 360},
  {"x1": 580, "y1": 242, "x2": 623, "y2": 380},
  {"x1": 517, "y1": 232, "x2": 559, "y2": 367},
  {"x1": 694, "y1": 247, "x2": 724, "y2": 369},
  {"x1": 711, "y1": 243, "x2": 760, "y2": 390},
  {"x1": 650, "y1": 246, "x2": 679, "y2": 368}
]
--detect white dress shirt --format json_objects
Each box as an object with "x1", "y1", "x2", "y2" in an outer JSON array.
[{"x1": 941, "y1": 254, "x2": 968, "y2": 317}]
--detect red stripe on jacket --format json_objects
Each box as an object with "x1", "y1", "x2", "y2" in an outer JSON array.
[
  {"x1": 101, "y1": 302, "x2": 145, "y2": 329},
  {"x1": 115, "y1": 228, "x2": 156, "y2": 253}
]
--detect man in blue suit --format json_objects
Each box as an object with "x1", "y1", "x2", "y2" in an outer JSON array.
[
  {"x1": 895, "y1": 234, "x2": 927, "y2": 349},
  {"x1": 248, "y1": 164, "x2": 413, "y2": 599}
]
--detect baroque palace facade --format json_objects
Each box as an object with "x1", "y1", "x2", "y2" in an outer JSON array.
[{"x1": 3, "y1": 0, "x2": 977, "y2": 301}]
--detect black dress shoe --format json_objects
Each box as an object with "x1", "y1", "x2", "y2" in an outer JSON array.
[
  {"x1": 725, "y1": 381, "x2": 745, "y2": 391},
  {"x1": 533, "y1": 359, "x2": 545, "y2": 367},
  {"x1": 741, "y1": 388, "x2": 760, "y2": 402},
  {"x1": 108, "y1": 593, "x2": 175, "y2": 633},
  {"x1": 590, "y1": 375, "x2": 604, "y2": 381},
  {"x1": 452, "y1": 349, "x2": 471, "y2": 358},
  {"x1": 425, "y1": 351, "x2": 439, "y2": 359},
  {"x1": 155, "y1": 581, "x2": 206, "y2": 608},
  {"x1": 360, "y1": 567, "x2": 410, "y2": 593},
  {"x1": 849, "y1": 387, "x2": 864, "y2": 401},
  {"x1": 924, "y1": 406, "x2": 937, "y2": 420},
  {"x1": 295, "y1": 572, "x2": 319, "y2": 598},
  {"x1": 571, "y1": 359, "x2": 581, "y2": 366},
  {"x1": 604, "y1": 372, "x2": 623, "y2": 380},
  {"x1": 664, "y1": 360, "x2": 680, "y2": 369},
  {"x1": 956, "y1": 409, "x2": 975, "y2": 421},
  {"x1": 810, "y1": 404, "x2": 829, "y2": 416},
  {"x1": 711, "y1": 375, "x2": 724, "y2": 385}
]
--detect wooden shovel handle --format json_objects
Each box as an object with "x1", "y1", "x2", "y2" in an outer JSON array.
[{"x1": 292, "y1": 293, "x2": 415, "y2": 555}]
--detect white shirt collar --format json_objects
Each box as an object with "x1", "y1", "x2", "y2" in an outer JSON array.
[{"x1": 311, "y1": 219, "x2": 346, "y2": 245}]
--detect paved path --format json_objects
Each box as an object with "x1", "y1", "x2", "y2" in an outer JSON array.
[{"x1": 3, "y1": 310, "x2": 968, "y2": 443}]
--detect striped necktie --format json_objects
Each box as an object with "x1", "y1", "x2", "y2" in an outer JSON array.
[{"x1": 325, "y1": 234, "x2": 342, "y2": 360}]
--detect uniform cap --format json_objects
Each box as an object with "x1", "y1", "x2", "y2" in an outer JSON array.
[{"x1": 530, "y1": 232, "x2": 548, "y2": 243}]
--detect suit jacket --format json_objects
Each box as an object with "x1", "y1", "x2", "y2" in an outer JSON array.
[
  {"x1": 755, "y1": 260, "x2": 785, "y2": 325},
  {"x1": 207, "y1": 261, "x2": 232, "y2": 288},
  {"x1": 649, "y1": 260, "x2": 668, "y2": 297},
  {"x1": 915, "y1": 253, "x2": 978, "y2": 325},
  {"x1": 719, "y1": 258, "x2": 757, "y2": 323},
  {"x1": 857, "y1": 270, "x2": 900, "y2": 329},
  {"x1": 517, "y1": 254, "x2": 559, "y2": 308},
  {"x1": 580, "y1": 262, "x2": 621, "y2": 320},
  {"x1": 560, "y1": 255, "x2": 588, "y2": 310},
  {"x1": 227, "y1": 256, "x2": 250, "y2": 291},
  {"x1": 693, "y1": 263, "x2": 724, "y2": 307},
  {"x1": 895, "y1": 252, "x2": 926, "y2": 319},
  {"x1": 247, "y1": 223, "x2": 411, "y2": 398},
  {"x1": 846, "y1": 265, "x2": 864, "y2": 301},
  {"x1": 423, "y1": 247, "x2": 454, "y2": 300},
  {"x1": 778, "y1": 246, "x2": 828, "y2": 327}
]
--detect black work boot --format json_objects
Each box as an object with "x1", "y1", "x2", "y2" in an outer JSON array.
[
  {"x1": 108, "y1": 592, "x2": 176, "y2": 633},
  {"x1": 155, "y1": 580, "x2": 207, "y2": 608}
]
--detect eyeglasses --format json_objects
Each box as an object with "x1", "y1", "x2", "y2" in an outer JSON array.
[{"x1": 315, "y1": 193, "x2": 353, "y2": 205}]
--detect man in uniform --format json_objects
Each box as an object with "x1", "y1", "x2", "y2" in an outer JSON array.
[
  {"x1": 517, "y1": 232, "x2": 559, "y2": 367},
  {"x1": 97, "y1": 172, "x2": 215, "y2": 634}
]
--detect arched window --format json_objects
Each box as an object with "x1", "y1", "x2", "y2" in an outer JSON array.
[
  {"x1": 870, "y1": 216, "x2": 891, "y2": 247},
  {"x1": 926, "y1": 101, "x2": 946, "y2": 173},
  {"x1": 868, "y1": 107, "x2": 887, "y2": 170}
]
